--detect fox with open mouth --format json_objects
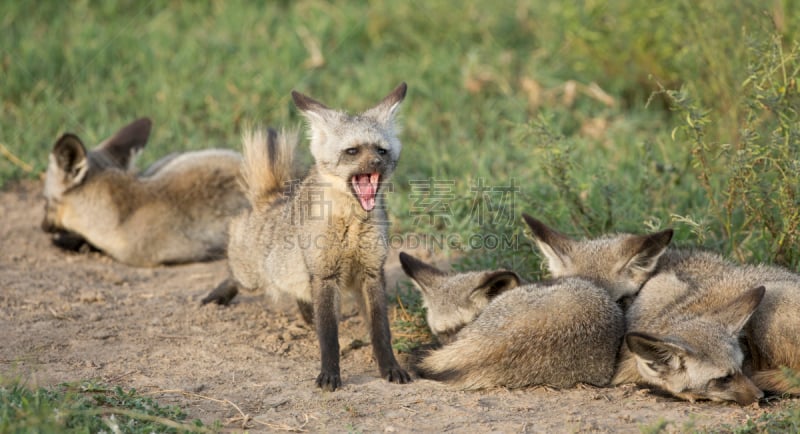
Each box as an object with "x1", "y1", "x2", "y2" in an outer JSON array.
[{"x1": 203, "y1": 83, "x2": 411, "y2": 391}]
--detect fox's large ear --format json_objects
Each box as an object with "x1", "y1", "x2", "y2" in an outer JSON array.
[
  {"x1": 620, "y1": 229, "x2": 673, "y2": 276},
  {"x1": 399, "y1": 252, "x2": 446, "y2": 294},
  {"x1": 714, "y1": 286, "x2": 765, "y2": 335},
  {"x1": 522, "y1": 213, "x2": 574, "y2": 276},
  {"x1": 473, "y1": 270, "x2": 521, "y2": 300},
  {"x1": 363, "y1": 82, "x2": 407, "y2": 126},
  {"x1": 291, "y1": 90, "x2": 336, "y2": 123},
  {"x1": 52, "y1": 134, "x2": 89, "y2": 185},
  {"x1": 95, "y1": 117, "x2": 152, "y2": 169},
  {"x1": 626, "y1": 332, "x2": 691, "y2": 374},
  {"x1": 292, "y1": 90, "x2": 339, "y2": 146}
]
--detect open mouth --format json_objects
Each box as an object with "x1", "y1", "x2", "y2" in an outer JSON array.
[{"x1": 351, "y1": 173, "x2": 380, "y2": 211}]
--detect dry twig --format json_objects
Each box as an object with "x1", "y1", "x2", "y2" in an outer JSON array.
[{"x1": 0, "y1": 142, "x2": 34, "y2": 173}]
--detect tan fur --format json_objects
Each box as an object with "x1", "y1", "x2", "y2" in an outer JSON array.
[
  {"x1": 751, "y1": 369, "x2": 800, "y2": 395},
  {"x1": 399, "y1": 252, "x2": 522, "y2": 343},
  {"x1": 400, "y1": 253, "x2": 624, "y2": 390},
  {"x1": 42, "y1": 118, "x2": 248, "y2": 266},
  {"x1": 620, "y1": 251, "x2": 800, "y2": 398},
  {"x1": 524, "y1": 214, "x2": 800, "y2": 403},
  {"x1": 219, "y1": 83, "x2": 411, "y2": 391},
  {"x1": 240, "y1": 127, "x2": 298, "y2": 208},
  {"x1": 522, "y1": 214, "x2": 673, "y2": 302},
  {"x1": 614, "y1": 271, "x2": 765, "y2": 405}
]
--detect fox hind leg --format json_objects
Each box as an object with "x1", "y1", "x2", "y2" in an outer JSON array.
[{"x1": 297, "y1": 299, "x2": 314, "y2": 325}]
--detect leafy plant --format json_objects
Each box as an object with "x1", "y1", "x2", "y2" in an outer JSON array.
[{"x1": 667, "y1": 36, "x2": 800, "y2": 266}]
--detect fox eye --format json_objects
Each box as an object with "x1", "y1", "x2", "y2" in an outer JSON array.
[
  {"x1": 713, "y1": 373, "x2": 735, "y2": 386},
  {"x1": 345, "y1": 147, "x2": 359, "y2": 155},
  {"x1": 718, "y1": 373, "x2": 734, "y2": 383},
  {"x1": 376, "y1": 148, "x2": 387, "y2": 155}
]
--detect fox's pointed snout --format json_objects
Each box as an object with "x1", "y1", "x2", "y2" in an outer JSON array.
[{"x1": 732, "y1": 374, "x2": 764, "y2": 405}]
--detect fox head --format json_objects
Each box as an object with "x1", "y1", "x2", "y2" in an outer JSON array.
[
  {"x1": 399, "y1": 252, "x2": 521, "y2": 343},
  {"x1": 292, "y1": 83, "x2": 406, "y2": 212},
  {"x1": 625, "y1": 285, "x2": 765, "y2": 405},
  {"x1": 522, "y1": 214, "x2": 673, "y2": 301},
  {"x1": 42, "y1": 117, "x2": 152, "y2": 234}
]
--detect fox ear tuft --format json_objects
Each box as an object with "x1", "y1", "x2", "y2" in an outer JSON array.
[
  {"x1": 292, "y1": 90, "x2": 331, "y2": 114},
  {"x1": 363, "y1": 82, "x2": 407, "y2": 126},
  {"x1": 52, "y1": 134, "x2": 89, "y2": 185},
  {"x1": 399, "y1": 252, "x2": 445, "y2": 294},
  {"x1": 522, "y1": 214, "x2": 574, "y2": 276},
  {"x1": 291, "y1": 90, "x2": 337, "y2": 135}
]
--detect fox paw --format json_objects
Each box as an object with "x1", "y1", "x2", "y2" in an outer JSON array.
[
  {"x1": 200, "y1": 279, "x2": 238, "y2": 306},
  {"x1": 316, "y1": 371, "x2": 341, "y2": 391},
  {"x1": 382, "y1": 366, "x2": 412, "y2": 384},
  {"x1": 200, "y1": 292, "x2": 234, "y2": 306}
]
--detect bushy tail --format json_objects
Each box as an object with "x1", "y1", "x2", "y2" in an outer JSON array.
[
  {"x1": 415, "y1": 338, "x2": 507, "y2": 390},
  {"x1": 240, "y1": 126, "x2": 298, "y2": 209},
  {"x1": 752, "y1": 368, "x2": 800, "y2": 395}
]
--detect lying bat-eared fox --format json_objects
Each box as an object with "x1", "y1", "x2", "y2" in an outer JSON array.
[
  {"x1": 399, "y1": 252, "x2": 624, "y2": 390},
  {"x1": 42, "y1": 118, "x2": 248, "y2": 267},
  {"x1": 524, "y1": 214, "x2": 800, "y2": 405}
]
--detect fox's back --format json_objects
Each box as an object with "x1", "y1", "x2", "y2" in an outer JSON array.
[
  {"x1": 646, "y1": 250, "x2": 800, "y2": 334},
  {"x1": 482, "y1": 278, "x2": 624, "y2": 374},
  {"x1": 422, "y1": 277, "x2": 624, "y2": 389},
  {"x1": 628, "y1": 249, "x2": 800, "y2": 387},
  {"x1": 143, "y1": 149, "x2": 244, "y2": 209},
  {"x1": 132, "y1": 149, "x2": 246, "y2": 249},
  {"x1": 733, "y1": 263, "x2": 800, "y2": 374}
]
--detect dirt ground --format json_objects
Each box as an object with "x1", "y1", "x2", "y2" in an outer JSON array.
[{"x1": 1, "y1": 179, "x2": 797, "y2": 433}]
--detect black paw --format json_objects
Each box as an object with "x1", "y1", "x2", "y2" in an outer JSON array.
[
  {"x1": 51, "y1": 231, "x2": 94, "y2": 252},
  {"x1": 200, "y1": 293, "x2": 231, "y2": 305},
  {"x1": 316, "y1": 371, "x2": 342, "y2": 391},
  {"x1": 382, "y1": 365, "x2": 412, "y2": 384},
  {"x1": 200, "y1": 279, "x2": 238, "y2": 306}
]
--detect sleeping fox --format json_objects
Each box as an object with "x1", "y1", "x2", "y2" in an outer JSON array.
[
  {"x1": 42, "y1": 118, "x2": 248, "y2": 266},
  {"x1": 399, "y1": 252, "x2": 624, "y2": 390},
  {"x1": 523, "y1": 214, "x2": 800, "y2": 404}
]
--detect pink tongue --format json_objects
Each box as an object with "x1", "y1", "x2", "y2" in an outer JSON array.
[{"x1": 352, "y1": 173, "x2": 379, "y2": 211}]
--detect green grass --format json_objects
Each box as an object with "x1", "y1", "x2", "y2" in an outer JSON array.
[
  {"x1": 0, "y1": 379, "x2": 214, "y2": 433},
  {"x1": 3, "y1": 1, "x2": 797, "y2": 266},
  {"x1": 2, "y1": 0, "x2": 800, "y2": 430},
  {"x1": 390, "y1": 280, "x2": 434, "y2": 354},
  {"x1": 719, "y1": 407, "x2": 800, "y2": 434}
]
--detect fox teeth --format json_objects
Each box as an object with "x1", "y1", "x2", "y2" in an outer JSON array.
[{"x1": 352, "y1": 173, "x2": 380, "y2": 211}]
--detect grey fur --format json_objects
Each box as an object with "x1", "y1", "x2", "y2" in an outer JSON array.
[
  {"x1": 524, "y1": 215, "x2": 800, "y2": 404},
  {"x1": 216, "y1": 83, "x2": 411, "y2": 391},
  {"x1": 42, "y1": 118, "x2": 248, "y2": 266},
  {"x1": 400, "y1": 252, "x2": 624, "y2": 390},
  {"x1": 522, "y1": 214, "x2": 673, "y2": 302}
]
